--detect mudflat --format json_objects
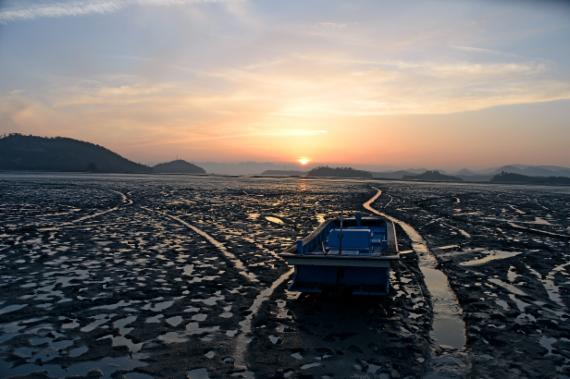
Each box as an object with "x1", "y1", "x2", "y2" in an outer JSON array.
[{"x1": 0, "y1": 174, "x2": 568, "y2": 378}]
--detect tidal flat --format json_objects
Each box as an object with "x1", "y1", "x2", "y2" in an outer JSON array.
[{"x1": 0, "y1": 174, "x2": 568, "y2": 378}]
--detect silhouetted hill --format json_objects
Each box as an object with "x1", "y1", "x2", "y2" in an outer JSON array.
[
  {"x1": 491, "y1": 172, "x2": 570, "y2": 186},
  {"x1": 153, "y1": 160, "x2": 206, "y2": 174},
  {"x1": 496, "y1": 165, "x2": 570, "y2": 178},
  {"x1": 0, "y1": 134, "x2": 150, "y2": 173},
  {"x1": 307, "y1": 166, "x2": 372, "y2": 178},
  {"x1": 403, "y1": 170, "x2": 463, "y2": 182},
  {"x1": 260, "y1": 170, "x2": 306, "y2": 177}
]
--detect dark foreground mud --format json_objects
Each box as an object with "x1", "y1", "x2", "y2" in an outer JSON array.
[
  {"x1": 0, "y1": 174, "x2": 568, "y2": 378},
  {"x1": 370, "y1": 181, "x2": 570, "y2": 379}
]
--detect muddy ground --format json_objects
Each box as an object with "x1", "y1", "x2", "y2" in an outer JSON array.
[{"x1": 0, "y1": 174, "x2": 568, "y2": 379}]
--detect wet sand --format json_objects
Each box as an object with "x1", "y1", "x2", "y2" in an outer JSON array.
[{"x1": 0, "y1": 174, "x2": 569, "y2": 378}]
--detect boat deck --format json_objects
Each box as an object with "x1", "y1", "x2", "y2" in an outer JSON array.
[{"x1": 282, "y1": 215, "x2": 399, "y2": 296}]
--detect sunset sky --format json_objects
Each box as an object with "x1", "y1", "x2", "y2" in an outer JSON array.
[{"x1": 1, "y1": 0, "x2": 569, "y2": 169}]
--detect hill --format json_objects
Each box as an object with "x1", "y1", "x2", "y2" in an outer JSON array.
[
  {"x1": 496, "y1": 165, "x2": 570, "y2": 178},
  {"x1": 403, "y1": 170, "x2": 463, "y2": 182},
  {"x1": 153, "y1": 160, "x2": 206, "y2": 174},
  {"x1": 490, "y1": 172, "x2": 570, "y2": 186},
  {"x1": 307, "y1": 166, "x2": 373, "y2": 178},
  {"x1": 0, "y1": 134, "x2": 150, "y2": 173}
]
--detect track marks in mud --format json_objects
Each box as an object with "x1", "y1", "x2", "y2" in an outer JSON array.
[
  {"x1": 142, "y1": 207, "x2": 259, "y2": 284},
  {"x1": 37, "y1": 190, "x2": 132, "y2": 232},
  {"x1": 234, "y1": 268, "x2": 294, "y2": 369}
]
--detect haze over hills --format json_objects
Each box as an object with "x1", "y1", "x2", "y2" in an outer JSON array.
[
  {"x1": 1, "y1": 134, "x2": 569, "y2": 186},
  {"x1": 198, "y1": 162, "x2": 301, "y2": 176}
]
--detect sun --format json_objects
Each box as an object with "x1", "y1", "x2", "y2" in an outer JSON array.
[{"x1": 298, "y1": 157, "x2": 311, "y2": 166}]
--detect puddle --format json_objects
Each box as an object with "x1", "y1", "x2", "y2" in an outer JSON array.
[
  {"x1": 247, "y1": 212, "x2": 261, "y2": 221},
  {"x1": 0, "y1": 304, "x2": 27, "y2": 315},
  {"x1": 539, "y1": 335, "x2": 556, "y2": 355},
  {"x1": 265, "y1": 216, "x2": 285, "y2": 225},
  {"x1": 187, "y1": 368, "x2": 210, "y2": 379},
  {"x1": 489, "y1": 278, "x2": 527, "y2": 297},
  {"x1": 460, "y1": 250, "x2": 521, "y2": 267}
]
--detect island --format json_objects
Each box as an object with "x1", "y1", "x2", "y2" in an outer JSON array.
[
  {"x1": 307, "y1": 166, "x2": 373, "y2": 178},
  {"x1": 153, "y1": 160, "x2": 206, "y2": 174},
  {"x1": 490, "y1": 172, "x2": 570, "y2": 186},
  {"x1": 403, "y1": 170, "x2": 463, "y2": 182}
]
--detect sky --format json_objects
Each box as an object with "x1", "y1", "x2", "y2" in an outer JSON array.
[{"x1": 1, "y1": 0, "x2": 569, "y2": 170}]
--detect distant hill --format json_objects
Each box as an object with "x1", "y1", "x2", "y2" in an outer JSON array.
[
  {"x1": 403, "y1": 170, "x2": 463, "y2": 182},
  {"x1": 0, "y1": 134, "x2": 150, "y2": 173},
  {"x1": 153, "y1": 160, "x2": 206, "y2": 174},
  {"x1": 307, "y1": 166, "x2": 373, "y2": 178},
  {"x1": 495, "y1": 165, "x2": 570, "y2": 178},
  {"x1": 198, "y1": 161, "x2": 299, "y2": 175},
  {"x1": 490, "y1": 172, "x2": 570, "y2": 186},
  {"x1": 260, "y1": 170, "x2": 306, "y2": 177}
]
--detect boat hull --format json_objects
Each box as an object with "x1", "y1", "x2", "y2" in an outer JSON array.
[
  {"x1": 288, "y1": 264, "x2": 391, "y2": 296},
  {"x1": 283, "y1": 216, "x2": 399, "y2": 296}
]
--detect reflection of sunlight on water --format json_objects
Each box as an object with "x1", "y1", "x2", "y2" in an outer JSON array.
[{"x1": 296, "y1": 179, "x2": 309, "y2": 193}]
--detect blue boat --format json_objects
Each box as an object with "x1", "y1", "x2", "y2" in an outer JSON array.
[{"x1": 282, "y1": 212, "x2": 399, "y2": 296}]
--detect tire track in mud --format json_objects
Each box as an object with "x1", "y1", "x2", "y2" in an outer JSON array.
[
  {"x1": 37, "y1": 189, "x2": 131, "y2": 232},
  {"x1": 233, "y1": 268, "x2": 294, "y2": 371},
  {"x1": 144, "y1": 207, "x2": 294, "y2": 375},
  {"x1": 204, "y1": 222, "x2": 294, "y2": 373},
  {"x1": 544, "y1": 262, "x2": 570, "y2": 309},
  {"x1": 142, "y1": 207, "x2": 259, "y2": 284},
  {"x1": 363, "y1": 187, "x2": 469, "y2": 378},
  {"x1": 507, "y1": 222, "x2": 570, "y2": 239}
]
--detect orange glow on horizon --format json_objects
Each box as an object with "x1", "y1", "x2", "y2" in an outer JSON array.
[{"x1": 298, "y1": 157, "x2": 311, "y2": 166}]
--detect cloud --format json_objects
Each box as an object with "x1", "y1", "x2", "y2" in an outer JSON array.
[
  {"x1": 17, "y1": 55, "x2": 569, "y2": 126},
  {"x1": 451, "y1": 45, "x2": 518, "y2": 58},
  {"x1": 0, "y1": 0, "x2": 236, "y2": 23},
  {"x1": 202, "y1": 54, "x2": 570, "y2": 116}
]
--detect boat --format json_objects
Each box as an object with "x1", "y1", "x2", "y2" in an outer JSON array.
[{"x1": 282, "y1": 212, "x2": 399, "y2": 296}]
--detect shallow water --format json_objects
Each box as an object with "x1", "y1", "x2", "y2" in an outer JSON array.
[{"x1": 363, "y1": 188, "x2": 467, "y2": 372}]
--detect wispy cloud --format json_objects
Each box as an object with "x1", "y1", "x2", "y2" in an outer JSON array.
[
  {"x1": 451, "y1": 45, "x2": 518, "y2": 58},
  {"x1": 0, "y1": 0, "x2": 235, "y2": 23}
]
